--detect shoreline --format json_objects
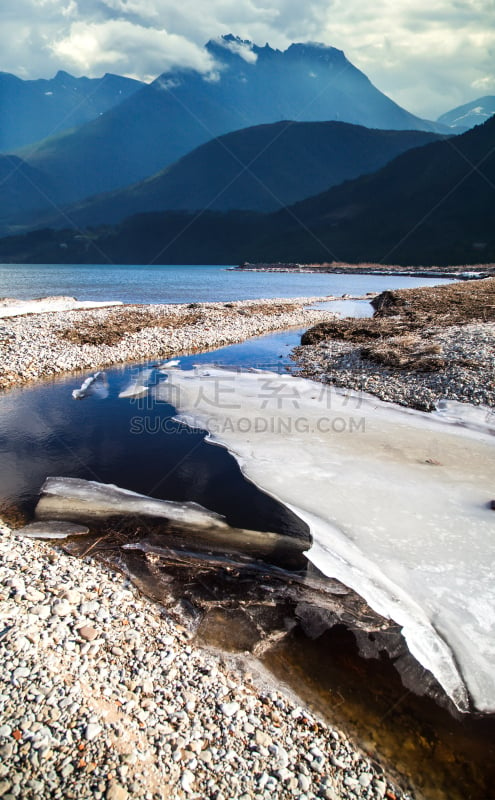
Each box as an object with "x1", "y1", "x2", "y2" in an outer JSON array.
[
  {"x1": 0, "y1": 296, "x2": 338, "y2": 393},
  {"x1": 293, "y1": 277, "x2": 495, "y2": 411},
  {"x1": 0, "y1": 520, "x2": 413, "y2": 800},
  {"x1": 2, "y1": 279, "x2": 495, "y2": 798},
  {"x1": 233, "y1": 262, "x2": 495, "y2": 279}
]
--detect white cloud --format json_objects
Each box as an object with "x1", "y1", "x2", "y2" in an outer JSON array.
[
  {"x1": 0, "y1": 0, "x2": 493, "y2": 118},
  {"x1": 50, "y1": 19, "x2": 215, "y2": 77},
  {"x1": 214, "y1": 35, "x2": 258, "y2": 63}
]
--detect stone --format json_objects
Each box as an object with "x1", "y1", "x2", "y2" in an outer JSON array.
[
  {"x1": 85, "y1": 723, "x2": 103, "y2": 741},
  {"x1": 254, "y1": 729, "x2": 271, "y2": 748},
  {"x1": 51, "y1": 600, "x2": 72, "y2": 617},
  {"x1": 218, "y1": 702, "x2": 239, "y2": 718},
  {"x1": 60, "y1": 589, "x2": 82, "y2": 604},
  {"x1": 180, "y1": 770, "x2": 195, "y2": 794},
  {"x1": 359, "y1": 772, "x2": 373, "y2": 787},
  {"x1": 373, "y1": 779, "x2": 387, "y2": 798},
  {"x1": 298, "y1": 773, "x2": 310, "y2": 792},
  {"x1": 77, "y1": 626, "x2": 98, "y2": 642},
  {"x1": 106, "y1": 782, "x2": 128, "y2": 800}
]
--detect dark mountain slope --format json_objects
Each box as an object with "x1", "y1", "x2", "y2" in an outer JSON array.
[
  {"x1": 253, "y1": 114, "x2": 495, "y2": 265},
  {"x1": 36, "y1": 122, "x2": 444, "y2": 229},
  {"x1": 0, "y1": 156, "x2": 60, "y2": 225},
  {"x1": 1, "y1": 112, "x2": 491, "y2": 267},
  {"x1": 0, "y1": 71, "x2": 142, "y2": 152}
]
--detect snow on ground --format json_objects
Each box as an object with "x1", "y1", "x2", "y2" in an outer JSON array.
[
  {"x1": 157, "y1": 367, "x2": 495, "y2": 713},
  {"x1": 0, "y1": 296, "x2": 122, "y2": 318}
]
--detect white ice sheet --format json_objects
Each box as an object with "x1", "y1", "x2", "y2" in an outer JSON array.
[{"x1": 158, "y1": 367, "x2": 495, "y2": 712}]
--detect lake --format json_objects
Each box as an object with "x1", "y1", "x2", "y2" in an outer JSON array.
[{"x1": 0, "y1": 263, "x2": 452, "y2": 304}]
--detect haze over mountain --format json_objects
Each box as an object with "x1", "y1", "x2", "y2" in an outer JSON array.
[
  {"x1": 437, "y1": 96, "x2": 495, "y2": 132},
  {"x1": 0, "y1": 156, "x2": 60, "y2": 219},
  {"x1": 29, "y1": 122, "x2": 443, "y2": 230},
  {"x1": 16, "y1": 35, "x2": 445, "y2": 209},
  {"x1": 0, "y1": 71, "x2": 143, "y2": 152},
  {"x1": 1, "y1": 115, "x2": 491, "y2": 267}
]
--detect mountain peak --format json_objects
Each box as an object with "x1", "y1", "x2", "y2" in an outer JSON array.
[
  {"x1": 205, "y1": 36, "x2": 349, "y2": 67},
  {"x1": 286, "y1": 42, "x2": 346, "y2": 59},
  {"x1": 54, "y1": 69, "x2": 76, "y2": 81},
  {"x1": 206, "y1": 34, "x2": 258, "y2": 64}
]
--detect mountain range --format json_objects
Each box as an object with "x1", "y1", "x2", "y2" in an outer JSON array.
[
  {"x1": 1, "y1": 114, "x2": 492, "y2": 267},
  {"x1": 10, "y1": 36, "x2": 444, "y2": 212},
  {"x1": 25, "y1": 122, "x2": 443, "y2": 230},
  {"x1": 0, "y1": 71, "x2": 142, "y2": 153},
  {"x1": 0, "y1": 34, "x2": 492, "y2": 268}
]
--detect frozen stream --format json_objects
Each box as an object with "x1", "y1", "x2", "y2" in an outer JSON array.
[{"x1": 158, "y1": 367, "x2": 495, "y2": 713}]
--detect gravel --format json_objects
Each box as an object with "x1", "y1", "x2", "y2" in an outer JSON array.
[
  {"x1": 0, "y1": 297, "x2": 337, "y2": 392},
  {"x1": 0, "y1": 519, "x2": 414, "y2": 800},
  {"x1": 293, "y1": 322, "x2": 495, "y2": 411}
]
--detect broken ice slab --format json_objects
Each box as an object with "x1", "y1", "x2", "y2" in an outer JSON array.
[
  {"x1": 72, "y1": 371, "x2": 109, "y2": 401},
  {"x1": 121, "y1": 518, "x2": 309, "y2": 570},
  {"x1": 17, "y1": 520, "x2": 89, "y2": 539},
  {"x1": 118, "y1": 367, "x2": 153, "y2": 399},
  {"x1": 36, "y1": 477, "x2": 229, "y2": 530},
  {"x1": 34, "y1": 478, "x2": 309, "y2": 570}
]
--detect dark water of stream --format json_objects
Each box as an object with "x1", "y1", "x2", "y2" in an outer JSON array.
[{"x1": 1, "y1": 328, "x2": 495, "y2": 800}]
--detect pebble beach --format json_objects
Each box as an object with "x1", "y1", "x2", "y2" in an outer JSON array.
[
  {"x1": 0, "y1": 296, "x2": 336, "y2": 392},
  {"x1": 0, "y1": 293, "x2": 414, "y2": 800},
  {"x1": 0, "y1": 521, "x2": 411, "y2": 800},
  {"x1": 293, "y1": 321, "x2": 495, "y2": 410},
  {"x1": 1, "y1": 278, "x2": 494, "y2": 800}
]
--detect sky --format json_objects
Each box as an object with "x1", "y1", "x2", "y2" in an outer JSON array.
[{"x1": 1, "y1": 0, "x2": 494, "y2": 119}]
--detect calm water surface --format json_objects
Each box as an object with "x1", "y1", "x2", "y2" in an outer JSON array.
[{"x1": 0, "y1": 263, "x2": 452, "y2": 304}]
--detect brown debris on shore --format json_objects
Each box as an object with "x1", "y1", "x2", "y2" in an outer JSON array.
[
  {"x1": 0, "y1": 297, "x2": 334, "y2": 393},
  {"x1": 295, "y1": 277, "x2": 495, "y2": 411}
]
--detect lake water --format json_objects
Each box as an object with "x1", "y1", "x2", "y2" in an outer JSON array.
[{"x1": 0, "y1": 263, "x2": 452, "y2": 304}]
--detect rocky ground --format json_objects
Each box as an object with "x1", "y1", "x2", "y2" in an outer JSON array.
[
  {"x1": 1, "y1": 278, "x2": 493, "y2": 800},
  {"x1": 293, "y1": 278, "x2": 495, "y2": 411},
  {"x1": 0, "y1": 521, "x2": 412, "y2": 800},
  {"x1": 0, "y1": 297, "x2": 336, "y2": 393}
]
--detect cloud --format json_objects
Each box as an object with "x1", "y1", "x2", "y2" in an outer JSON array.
[
  {"x1": 50, "y1": 19, "x2": 215, "y2": 78},
  {"x1": 213, "y1": 35, "x2": 258, "y2": 64},
  {"x1": 317, "y1": 0, "x2": 495, "y2": 117},
  {"x1": 0, "y1": 0, "x2": 494, "y2": 118}
]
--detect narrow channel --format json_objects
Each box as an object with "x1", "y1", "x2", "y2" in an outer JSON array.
[{"x1": 1, "y1": 324, "x2": 494, "y2": 800}]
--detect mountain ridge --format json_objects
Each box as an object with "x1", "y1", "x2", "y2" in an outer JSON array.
[
  {"x1": 0, "y1": 114, "x2": 491, "y2": 267},
  {"x1": 15, "y1": 35, "x2": 446, "y2": 210},
  {"x1": 21, "y1": 121, "x2": 444, "y2": 230},
  {"x1": 437, "y1": 96, "x2": 495, "y2": 131},
  {"x1": 0, "y1": 71, "x2": 143, "y2": 152}
]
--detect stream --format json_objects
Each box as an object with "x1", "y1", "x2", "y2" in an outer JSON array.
[{"x1": 1, "y1": 320, "x2": 495, "y2": 799}]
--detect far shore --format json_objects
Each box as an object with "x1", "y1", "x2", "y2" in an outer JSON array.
[{"x1": 233, "y1": 261, "x2": 495, "y2": 278}]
